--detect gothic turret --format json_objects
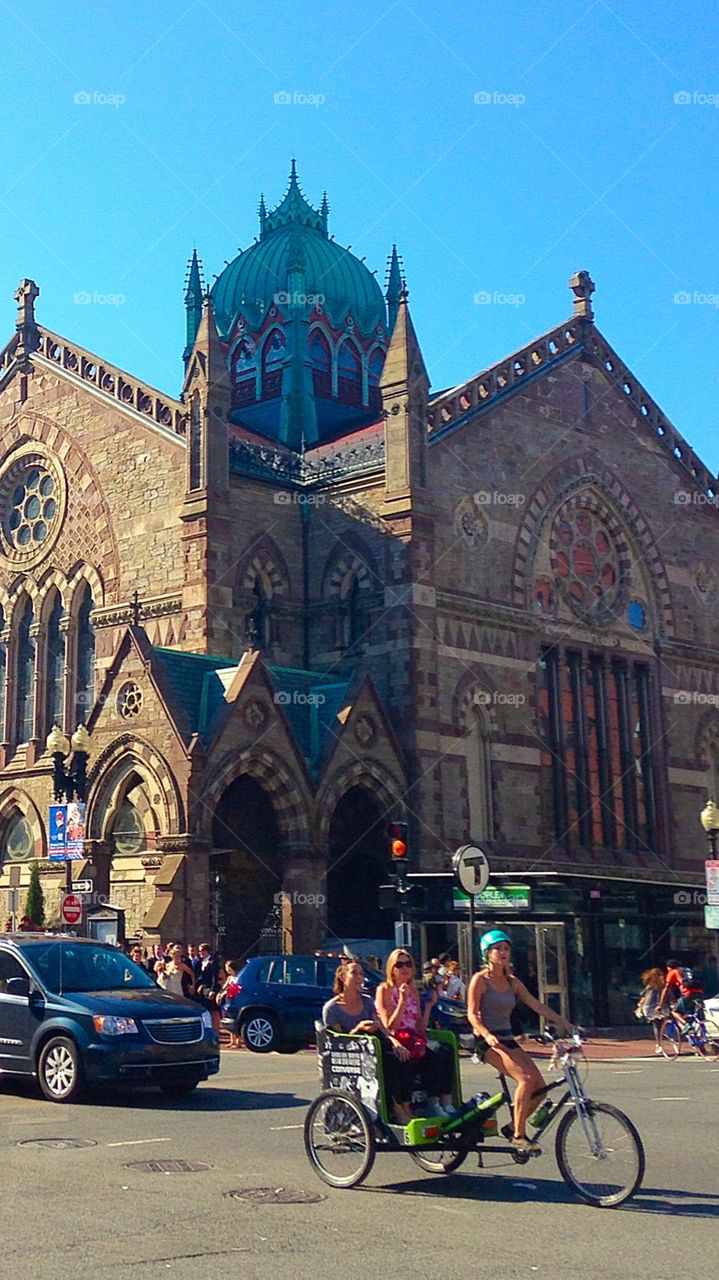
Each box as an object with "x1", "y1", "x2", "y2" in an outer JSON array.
[{"x1": 183, "y1": 249, "x2": 205, "y2": 368}]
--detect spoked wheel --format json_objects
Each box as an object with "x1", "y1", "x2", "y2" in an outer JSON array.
[
  {"x1": 696, "y1": 1033, "x2": 719, "y2": 1060},
  {"x1": 410, "y1": 1149, "x2": 467, "y2": 1175},
  {"x1": 555, "y1": 1102, "x2": 645, "y2": 1207},
  {"x1": 658, "y1": 1017, "x2": 681, "y2": 1059},
  {"x1": 304, "y1": 1090, "x2": 376, "y2": 1188}
]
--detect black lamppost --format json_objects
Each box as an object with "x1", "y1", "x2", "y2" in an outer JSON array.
[
  {"x1": 700, "y1": 799, "x2": 719, "y2": 859},
  {"x1": 46, "y1": 724, "x2": 91, "y2": 896}
]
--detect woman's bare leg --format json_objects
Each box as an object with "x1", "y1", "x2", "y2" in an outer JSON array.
[{"x1": 484, "y1": 1044, "x2": 546, "y2": 1138}]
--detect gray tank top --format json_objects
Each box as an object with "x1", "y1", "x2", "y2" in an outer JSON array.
[{"x1": 480, "y1": 978, "x2": 516, "y2": 1035}]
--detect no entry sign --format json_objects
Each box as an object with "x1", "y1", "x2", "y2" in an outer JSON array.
[{"x1": 61, "y1": 893, "x2": 83, "y2": 926}]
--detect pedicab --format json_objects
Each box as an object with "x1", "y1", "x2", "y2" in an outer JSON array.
[{"x1": 304, "y1": 1024, "x2": 645, "y2": 1207}]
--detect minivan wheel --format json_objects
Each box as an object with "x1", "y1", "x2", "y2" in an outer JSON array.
[
  {"x1": 240, "y1": 1011, "x2": 279, "y2": 1052},
  {"x1": 38, "y1": 1036, "x2": 85, "y2": 1103}
]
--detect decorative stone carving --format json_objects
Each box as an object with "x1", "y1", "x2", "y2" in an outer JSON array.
[
  {"x1": 117, "y1": 682, "x2": 144, "y2": 720},
  {"x1": 354, "y1": 715, "x2": 377, "y2": 748},
  {"x1": 243, "y1": 699, "x2": 268, "y2": 730},
  {"x1": 454, "y1": 495, "x2": 489, "y2": 550},
  {"x1": 0, "y1": 444, "x2": 67, "y2": 570}
]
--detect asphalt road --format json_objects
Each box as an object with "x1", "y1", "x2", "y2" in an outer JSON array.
[{"x1": 1, "y1": 1050, "x2": 717, "y2": 1280}]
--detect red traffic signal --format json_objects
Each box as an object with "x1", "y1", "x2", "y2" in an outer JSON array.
[{"x1": 388, "y1": 821, "x2": 409, "y2": 862}]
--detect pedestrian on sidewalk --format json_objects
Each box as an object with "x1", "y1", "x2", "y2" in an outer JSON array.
[{"x1": 635, "y1": 967, "x2": 664, "y2": 1053}]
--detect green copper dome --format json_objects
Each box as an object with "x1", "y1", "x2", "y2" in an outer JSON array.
[{"x1": 211, "y1": 164, "x2": 388, "y2": 339}]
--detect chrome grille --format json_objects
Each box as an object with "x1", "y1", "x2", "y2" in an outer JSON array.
[{"x1": 143, "y1": 1017, "x2": 203, "y2": 1044}]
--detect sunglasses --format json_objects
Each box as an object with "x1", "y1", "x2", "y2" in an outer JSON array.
[{"x1": 394, "y1": 959, "x2": 413, "y2": 968}]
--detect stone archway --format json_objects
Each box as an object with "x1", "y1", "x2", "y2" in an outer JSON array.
[
  {"x1": 212, "y1": 774, "x2": 282, "y2": 960},
  {"x1": 325, "y1": 785, "x2": 389, "y2": 946}
]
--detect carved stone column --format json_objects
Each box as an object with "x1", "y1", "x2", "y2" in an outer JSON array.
[{"x1": 280, "y1": 843, "x2": 325, "y2": 954}]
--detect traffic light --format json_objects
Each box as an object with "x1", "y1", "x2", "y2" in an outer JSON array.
[{"x1": 388, "y1": 820, "x2": 409, "y2": 865}]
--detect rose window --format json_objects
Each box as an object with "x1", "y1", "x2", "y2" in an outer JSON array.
[
  {"x1": 550, "y1": 507, "x2": 624, "y2": 620},
  {"x1": 0, "y1": 450, "x2": 65, "y2": 567},
  {"x1": 117, "y1": 682, "x2": 144, "y2": 719}
]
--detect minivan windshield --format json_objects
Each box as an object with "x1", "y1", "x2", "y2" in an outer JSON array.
[{"x1": 20, "y1": 942, "x2": 157, "y2": 994}]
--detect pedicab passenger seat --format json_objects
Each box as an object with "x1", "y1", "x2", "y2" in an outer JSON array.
[{"x1": 315, "y1": 1023, "x2": 385, "y2": 1122}]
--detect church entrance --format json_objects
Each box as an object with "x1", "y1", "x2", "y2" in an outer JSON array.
[
  {"x1": 326, "y1": 786, "x2": 389, "y2": 954},
  {"x1": 212, "y1": 775, "x2": 281, "y2": 960}
]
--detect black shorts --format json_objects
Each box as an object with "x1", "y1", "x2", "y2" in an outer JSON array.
[{"x1": 474, "y1": 1035, "x2": 520, "y2": 1061}]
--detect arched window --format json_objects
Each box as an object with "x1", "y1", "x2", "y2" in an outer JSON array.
[
  {"x1": 111, "y1": 801, "x2": 147, "y2": 856},
  {"x1": 263, "y1": 328, "x2": 286, "y2": 369},
  {"x1": 338, "y1": 340, "x2": 361, "y2": 381},
  {"x1": 248, "y1": 575, "x2": 270, "y2": 650},
  {"x1": 368, "y1": 348, "x2": 384, "y2": 386},
  {"x1": 466, "y1": 712, "x2": 492, "y2": 842},
  {"x1": 76, "y1": 585, "x2": 95, "y2": 721},
  {"x1": 44, "y1": 593, "x2": 64, "y2": 735},
  {"x1": 1, "y1": 812, "x2": 34, "y2": 864},
  {"x1": 309, "y1": 329, "x2": 331, "y2": 374},
  {"x1": 0, "y1": 608, "x2": 6, "y2": 742},
  {"x1": 15, "y1": 598, "x2": 35, "y2": 744},
  {"x1": 189, "y1": 392, "x2": 202, "y2": 491},
  {"x1": 337, "y1": 574, "x2": 363, "y2": 649}
]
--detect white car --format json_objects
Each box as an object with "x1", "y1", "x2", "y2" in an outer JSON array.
[{"x1": 703, "y1": 994, "x2": 719, "y2": 1036}]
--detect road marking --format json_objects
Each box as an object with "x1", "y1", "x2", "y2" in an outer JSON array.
[
  {"x1": 269, "y1": 1124, "x2": 303, "y2": 1131},
  {"x1": 106, "y1": 1137, "x2": 172, "y2": 1147},
  {"x1": 612, "y1": 1069, "x2": 643, "y2": 1074},
  {"x1": 650, "y1": 1096, "x2": 690, "y2": 1101}
]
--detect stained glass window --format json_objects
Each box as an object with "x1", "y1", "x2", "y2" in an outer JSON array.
[
  {"x1": 76, "y1": 585, "x2": 95, "y2": 720},
  {"x1": 15, "y1": 597, "x2": 35, "y2": 744},
  {"x1": 2, "y1": 813, "x2": 34, "y2": 862},
  {"x1": 45, "y1": 593, "x2": 64, "y2": 734}
]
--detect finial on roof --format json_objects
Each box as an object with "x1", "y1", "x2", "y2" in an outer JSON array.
[
  {"x1": 569, "y1": 269, "x2": 595, "y2": 320},
  {"x1": 14, "y1": 278, "x2": 40, "y2": 365},
  {"x1": 385, "y1": 245, "x2": 404, "y2": 333},
  {"x1": 184, "y1": 248, "x2": 205, "y2": 304},
  {"x1": 258, "y1": 193, "x2": 267, "y2": 238},
  {"x1": 320, "y1": 190, "x2": 329, "y2": 233}
]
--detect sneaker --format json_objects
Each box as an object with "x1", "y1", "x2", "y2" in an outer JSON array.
[
  {"x1": 421, "y1": 1102, "x2": 448, "y2": 1119},
  {"x1": 441, "y1": 1103, "x2": 458, "y2": 1117},
  {"x1": 654, "y1": 1045, "x2": 663, "y2": 1055},
  {"x1": 511, "y1": 1135, "x2": 541, "y2": 1153}
]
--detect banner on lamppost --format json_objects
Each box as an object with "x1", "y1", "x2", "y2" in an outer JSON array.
[
  {"x1": 705, "y1": 860, "x2": 719, "y2": 907},
  {"x1": 48, "y1": 802, "x2": 86, "y2": 861}
]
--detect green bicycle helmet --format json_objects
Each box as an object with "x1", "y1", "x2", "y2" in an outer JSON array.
[{"x1": 480, "y1": 929, "x2": 512, "y2": 961}]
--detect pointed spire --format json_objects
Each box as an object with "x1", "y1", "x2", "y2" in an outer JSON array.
[
  {"x1": 385, "y1": 245, "x2": 403, "y2": 334},
  {"x1": 258, "y1": 193, "x2": 267, "y2": 238},
  {"x1": 320, "y1": 190, "x2": 330, "y2": 233},
  {"x1": 262, "y1": 162, "x2": 327, "y2": 237},
  {"x1": 183, "y1": 249, "x2": 205, "y2": 368}
]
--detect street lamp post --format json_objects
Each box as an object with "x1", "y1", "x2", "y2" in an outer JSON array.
[
  {"x1": 700, "y1": 799, "x2": 719, "y2": 858},
  {"x1": 46, "y1": 724, "x2": 91, "y2": 900}
]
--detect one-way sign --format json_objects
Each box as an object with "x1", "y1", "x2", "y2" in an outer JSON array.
[{"x1": 71, "y1": 880, "x2": 93, "y2": 893}]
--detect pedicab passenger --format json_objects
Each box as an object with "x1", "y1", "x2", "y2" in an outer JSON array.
[
  {"x1": 375, "y1": 949, "x2": 456, "y2": 1121},
  {"x1": 467, "y1": 929, "x2": 572, "y2": 1153},
  {"x1": 322, "y1": 960, "x2": 414, "y2": 1123}
]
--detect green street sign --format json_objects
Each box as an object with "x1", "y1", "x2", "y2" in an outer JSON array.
[{"x1": 453, "y1": 884, "x2": 531, "y2": 911}]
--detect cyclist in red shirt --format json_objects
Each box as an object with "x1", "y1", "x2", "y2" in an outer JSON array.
[{"x1": 658, "y1": 959, "x2": 702, "y2": 1027}]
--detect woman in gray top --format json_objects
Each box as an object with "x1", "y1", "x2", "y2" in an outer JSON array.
[
  {"x1": 322, "y1": 960, "x2": 413, "y2": 1123},
  {"x1": 467, "y1": 929, "x2": 571, "y2": 1153}
]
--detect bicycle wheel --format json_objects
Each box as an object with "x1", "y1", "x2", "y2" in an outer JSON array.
[
  {"x1": 304, "y1": 1090, "x2": 376, "y2": 1188},
  {"x1": 409, "y1": 1149, "x2": 467, "y2": 1175},
  {"x1": 555, "y1": 1102, "x2": 645, "y2": 1207},
  {"x1": 658, "y1": 1017, "x2": 681, "y2": 1059}
]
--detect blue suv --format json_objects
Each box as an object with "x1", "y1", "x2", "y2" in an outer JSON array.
[
  {"x1": 0, "y1": 935, "x2": 220, "y2": 1102},
  {"x1": 221, "y1": 954, "x2": 472, "y2": 1053}
]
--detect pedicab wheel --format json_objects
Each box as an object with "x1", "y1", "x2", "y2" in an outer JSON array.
[
  {"x1": 304, "y1": 1090, "x2": 376, "y2": 1189},
  {"x1": 658, "y1": 1018, "x2": 681, "y2": 1059},
  {"x1": 409, "y1": 1149, "x2": 467, "y2": 1175},
  {"x1": 555, "y1": 1102, "x2": 645, "y2": 1208}
]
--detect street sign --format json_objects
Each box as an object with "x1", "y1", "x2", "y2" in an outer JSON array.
[
  {"x1": 61, "y1": 893, "x2": 83, "y2": 926},
  {"x1": 705, "y1": 904, "x2": 719, "y2": 929},
  {"x1": 71, "y1": 880, "x2": 93, "y2": 893},
  {"x1": 705, "y1": 860, "x2": 719, "y2": 906},
  {"x1": 452, "y1": 845, "x2": 490, "y2": 897}
]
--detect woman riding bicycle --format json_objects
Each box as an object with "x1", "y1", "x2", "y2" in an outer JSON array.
[{"x1": 467, "y1": 929, "x2": 572, "y2": 1152}]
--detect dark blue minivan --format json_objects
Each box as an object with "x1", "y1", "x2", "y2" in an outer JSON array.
[{"x1": 0, "y1": 935, "x2": 220, "y2": 1102}]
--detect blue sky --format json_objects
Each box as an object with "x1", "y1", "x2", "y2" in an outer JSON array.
[{"x1": 1, "y1": 1, "x2": 718, "y2": 464}]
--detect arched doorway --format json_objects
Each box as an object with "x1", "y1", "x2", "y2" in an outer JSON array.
[
  {"x1": 212, "y1": 775, "x2": 281, "y2": 960},
  {"x1": 326, "y1": 787, "x2": 388, "y2": 946}
]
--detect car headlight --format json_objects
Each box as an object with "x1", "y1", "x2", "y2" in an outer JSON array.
[
  {"x1": 93, "y1": 1015, "x2": 139, "y2": 1036},
  {"x1": 201, "y1": 1010, "x2": 214, "y2": 1030}
]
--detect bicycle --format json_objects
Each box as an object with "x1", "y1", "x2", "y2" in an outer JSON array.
[
  {"x1": 658, "y1": 1003, "x2": 719, "y2": 1060},
  {"x1": 304, "y1": 1026, "x2": 645, "y2": 1207}
]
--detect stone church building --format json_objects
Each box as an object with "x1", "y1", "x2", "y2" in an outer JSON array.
[{"x1": 0, "y1": 163, "x2": 717, "y2": 1023}]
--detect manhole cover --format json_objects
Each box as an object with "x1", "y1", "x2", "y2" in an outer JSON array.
[
  {"x1": 126, "y1": 1159, "x2": 211, "y2": 1174},
  {"x1": 17, "y1": 1138, "x2": 97, "y2": 1150},
  {"x1": 224, "y1": 1186, "x2": 324, "y2": 1204}
]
